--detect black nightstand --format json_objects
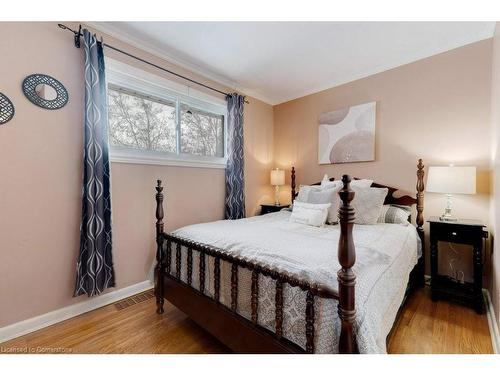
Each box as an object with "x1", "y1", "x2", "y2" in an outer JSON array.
[
  {"x1": 260, "y1": 204, "x2": 289, "y2": 215},
  {"x1": 428, "y1": 216, "x2": 488, "y2": 314}
]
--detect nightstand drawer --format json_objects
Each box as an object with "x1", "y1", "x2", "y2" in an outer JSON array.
[{"x1": 430, "y1": 222, "x2": 484, "y2": 245}]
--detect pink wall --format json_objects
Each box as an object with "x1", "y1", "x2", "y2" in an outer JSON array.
[
  {"x1": 0, "y1": 22, "x2": 273, "y2": 327},
  {"x1": 490, "y1": 23, "x2": 500, "y2": 325},
  {"x1": 274, "y1": 39, "x2": 493, "y2": 285}
]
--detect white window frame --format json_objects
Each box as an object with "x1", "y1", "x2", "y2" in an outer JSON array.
[{"x1": 105, "y1": 58, "x2": 228, "y2": 169}]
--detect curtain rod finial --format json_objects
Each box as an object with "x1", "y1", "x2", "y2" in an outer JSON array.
[{"x1": 74, "y1": 24, "x2": 82, "y2": 48}]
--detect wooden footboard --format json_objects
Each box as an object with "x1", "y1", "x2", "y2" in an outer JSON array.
[
  {"x1": 154, "y1": 159, "x2": 425, "y2": 354},
  {"x1": 156, "y1": 218, "x2": 343, "y2": 353}
]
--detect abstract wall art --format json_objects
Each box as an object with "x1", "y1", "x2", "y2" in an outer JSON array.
[{"x1": 318, "y1": 101, "x2": 376, "y2": 164}]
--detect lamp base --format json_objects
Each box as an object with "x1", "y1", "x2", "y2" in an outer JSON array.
[{"x1": 439, "y1": 194, "x2": 458, "y2": 221}]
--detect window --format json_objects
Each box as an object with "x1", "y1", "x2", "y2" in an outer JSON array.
[
  {"x1": 180, "y1": 104, "x2": 224, "y2": 157},
  {"x1": 108, "y1": 86, "x2": 177, "y2": 153},
  {"x1": 106, "y1": 59, "x2": 227, "y2": 168}
]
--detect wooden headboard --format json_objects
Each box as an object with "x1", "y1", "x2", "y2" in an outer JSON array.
[{"x1": 290, "y1": 159, "x2": 425, "y2": 228}]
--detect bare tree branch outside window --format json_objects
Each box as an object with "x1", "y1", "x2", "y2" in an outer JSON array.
[
  {"x1": 108, "y1": 86, "x2": 225, "y2": 159},
  {"x1": 180, "y1": 104, "x2": 224, "y2": 157},
  {"x1": 108, "y1": 87, "x2": 176, "y2": 153}
]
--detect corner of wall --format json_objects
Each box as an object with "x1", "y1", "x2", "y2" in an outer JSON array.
[
  {"x1": 490, "y1": 22, "x2": 500, "y2": 325},
  {"x1": 243, "y1": 97, "x2": 275, "y2": 216}
]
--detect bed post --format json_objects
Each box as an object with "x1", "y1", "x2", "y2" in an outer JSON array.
[
  {"x1": 416, "y1": 159, "x2": 425, "y2": 230},
  {"x1": 155, "y1": 180, "x2": 165, "y2": 314},
  {"x1": 291, "y1": 166, "x2": 296, "y2": 203},
  {"x1": 416, "y1": 159, "x2": 425, "y2": 287},
  {"x1": 337, "y1": 175, "x2": 358, "y2": 354}
]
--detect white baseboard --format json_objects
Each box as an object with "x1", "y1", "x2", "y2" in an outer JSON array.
[
  {"x1": 0, "y1": 280, "x2": 154, "y2": 344},
  {"x1": 484, "y1": 289, "x2": 500, "y2": 354}
]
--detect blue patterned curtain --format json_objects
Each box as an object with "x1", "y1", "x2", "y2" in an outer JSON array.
[
  {"x1": 74, "y1": 30, "x2": 115, "y2": 297},
  {"x1": 225, "y1": 93, "x2": 246, "y2": 219}
]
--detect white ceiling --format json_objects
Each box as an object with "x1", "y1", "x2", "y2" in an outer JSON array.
[{"x1": 91, "y1": 22, "x2": 495, "y2": 105}]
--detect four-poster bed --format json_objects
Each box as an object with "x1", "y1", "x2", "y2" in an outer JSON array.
[{"x1": 153, "y1": 159, "x2": 425, "y2": 353}]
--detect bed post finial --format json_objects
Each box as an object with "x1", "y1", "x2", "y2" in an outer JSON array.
[
  {"x1": 155, "y1": 179, "x2": 165, "y2": 314},
  {"x1": 337, "y1": 175, "x2": 358, "y2": 354},
  {"x1": 291, "y1": 167, "x2": 296, "y2": 203},
  {"x1": 415, "y1": 159, "x2": 426, "y2": 288},
  {"x1": 156, "y1": 180, "x2": 164, "y2": 230},
  {"x1": 416, "y1": 159, "x2": 425, "y2": 229}
]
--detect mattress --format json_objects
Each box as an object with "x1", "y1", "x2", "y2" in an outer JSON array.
[{"x1": 166, "y1": 210, "x2": 419, "y2": 353}]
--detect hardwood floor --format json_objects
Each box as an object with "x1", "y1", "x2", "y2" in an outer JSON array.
[
  {"x1": 388, "y1": 287, "x2": 493, "y2": 354},
  {"x1": 1, "y1": 287, "x2": 493, "y2": 354}
]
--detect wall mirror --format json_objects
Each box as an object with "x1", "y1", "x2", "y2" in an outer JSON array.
[
  {"x1": 35, "y1": 84, "x2": 58, "y2": 101},
  {"x1": 22, "y1": 74, "x2": 68, "y2": 110},
  {"x1": 0, "y1": 92, "x2": 15, "y2": 125}
]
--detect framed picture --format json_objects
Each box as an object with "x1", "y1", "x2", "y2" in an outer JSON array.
[{"x1": 318, "y1": 101, "x2": 376, "y2": 164}]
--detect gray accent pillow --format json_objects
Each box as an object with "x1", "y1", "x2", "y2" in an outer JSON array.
[
  {"x1": 296, "y1": 185, "x2": 342, "y2": 224},
  {"x1": 377, "y1": 205, "x2": 411, "y2": 225},
  {"x1": 351, "y1": 186, "x2": 388, "y2": 225}
]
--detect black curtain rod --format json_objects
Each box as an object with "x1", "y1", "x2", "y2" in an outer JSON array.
[{"x1": 58, "y1": 24, "x2": 248, "y2": 103}]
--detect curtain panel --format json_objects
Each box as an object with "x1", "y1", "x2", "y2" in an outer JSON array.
[
  {"x1": 74, "y1": 30, "x2": 115, "y2": 297},
  {"x1": 224, "y1": 93, "x2": 246, "y2": 219}
]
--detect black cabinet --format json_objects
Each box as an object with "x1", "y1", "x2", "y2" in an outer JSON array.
[{"x1": 428, "y1": 217, "x2": 487, "y2": 313}]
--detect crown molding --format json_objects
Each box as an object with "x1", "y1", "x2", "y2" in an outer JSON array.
[
  {"x1": 85, "y1": 22, "x2": 238, "y2": 89},
  {"x1": 273, "y1": 25, "x2": 496, "y2": 105},
  {"x1": 84, "y1": 22, "x2": 276, "y2": 105},
  {"x1": 84, "y1": 22, "x2": 495, "y2": 106}
]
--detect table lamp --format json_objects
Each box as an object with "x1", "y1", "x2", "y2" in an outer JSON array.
[
  {"x1": 270, "y1": 168, "x2": 285, "y2": 206},
  {"x1": 426, "y1": 165, "x2": 476, "y2": 221}
]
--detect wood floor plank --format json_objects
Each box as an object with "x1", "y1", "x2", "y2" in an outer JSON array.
[
  {"x1": 1, "y1": 287, "x2": 493, "y2": 354},
  {"x1": 387, "y1": 287, "x2": 493, "y2": 354}
]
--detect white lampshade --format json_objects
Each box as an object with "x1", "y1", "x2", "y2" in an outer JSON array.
[
  {"x1": 270, "y1": 169, "x2": 285, "y2": 186},
  {"x1": 426, "y1": 166, "x2": 476, "y2": 194}
]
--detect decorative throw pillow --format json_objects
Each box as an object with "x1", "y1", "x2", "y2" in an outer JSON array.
[
  {"x1": 351, "y1": 186, "x2": 388, "y2": 225},
  {"x1": 289, "y1": 201, "x2": 331, "y2": 227},
  {"x1": 296, "y1": 184, "x2": 342, "y2": 224},
  {"x1": 296, "y1": 185, "x2": 315, "y2": 202},
  {"x1": 320, "y1": 174, "x2": 342, "y2": 190},
  {"x1": 351, "y1": 179, "x2": 374, "y2": 188},
  {"x1": 377, "y1": 205, "x2": 411, "y2": 225}
]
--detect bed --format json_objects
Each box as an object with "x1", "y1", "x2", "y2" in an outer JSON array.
[{"x1": 153, "y1": 159, "x2": 425, "y2": 353}]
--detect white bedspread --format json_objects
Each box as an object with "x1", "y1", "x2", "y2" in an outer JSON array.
[{"x1": 171, "y1": 211, "x2": 419, "y2": 353}]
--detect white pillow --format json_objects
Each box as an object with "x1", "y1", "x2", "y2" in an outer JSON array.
[
  {"x1": 296, "y1": 185, "x2": 316, "y2": 202},
  {"x1": 351, "y1": 186, "x2": 388, "y2": 225},
  {"x1": 290, "y1": 201, "x2": 331, "y2": 227},
  {"x1": 296, "y1": 184, "x2": 342, "y2": 223},
  {"x1": 351, "y1": 179, "x2": 374, "y2": 188},
  {"x1": 377, "y1": 205, "x2": 411, "y2": 225},
  {"x1": 320, "y1": 174, "x2": 342, "y2": 190}
]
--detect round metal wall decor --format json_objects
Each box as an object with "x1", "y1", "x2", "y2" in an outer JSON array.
[
  {"x1": 0, "y1": 92, "x2": 15, "y2": 125},
  {"x1": 22, "y1": 74, "x2": 69, "y2": 110}
]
